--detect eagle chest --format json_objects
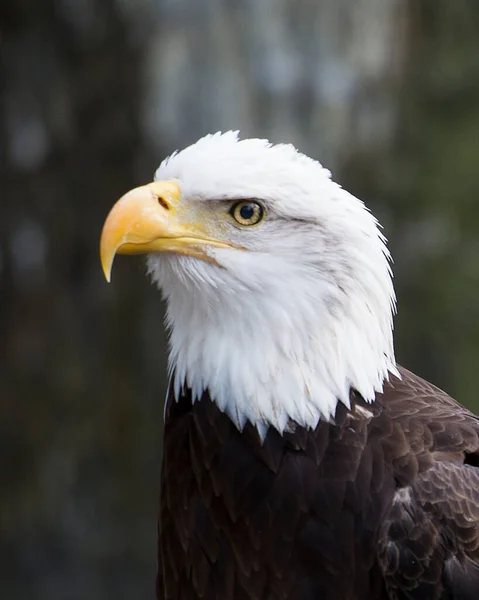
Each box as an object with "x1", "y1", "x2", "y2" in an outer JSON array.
[{"x1": 158, "y1": 391, "x2": 392, "y2": 600}]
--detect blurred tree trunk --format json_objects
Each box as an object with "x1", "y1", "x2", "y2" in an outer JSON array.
[
  {"x1": 144, "y1": 0, "x2": 405, "y2": 170},
  {"x1": 0, "y1": 2, "x2": 164, "y2": 599},
  {"x1": 1, "y1": 1, "x2": 479, "y2": 599}
]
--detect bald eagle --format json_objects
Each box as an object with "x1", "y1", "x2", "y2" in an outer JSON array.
[{"x1": 100, "y1": 132, "x2": 479, "y2": 600}]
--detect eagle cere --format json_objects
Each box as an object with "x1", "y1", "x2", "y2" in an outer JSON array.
[{"x1": 100, "y1": 132, "x2": 479, "y2": 600}]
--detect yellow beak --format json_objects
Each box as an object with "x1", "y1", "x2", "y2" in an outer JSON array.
[{"x1": 100, "y1": 180, "x2": 232, "y2": 282}]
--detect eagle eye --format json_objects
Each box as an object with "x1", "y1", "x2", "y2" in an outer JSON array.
[{"x1": 230, "y1": 201, "x2": 265, "y2": 226}]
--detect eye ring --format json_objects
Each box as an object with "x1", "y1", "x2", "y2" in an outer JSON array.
[{"x1": 230, "y1": 200, "x2": 265, "y2": 227}]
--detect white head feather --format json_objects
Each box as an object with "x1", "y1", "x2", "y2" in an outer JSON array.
[{"x1": 147, "y1": 131, "x2": 398, "y2": 438}]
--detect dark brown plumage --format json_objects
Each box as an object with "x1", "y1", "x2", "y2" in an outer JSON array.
[{"x1": 157, "y1": 367, "x2": 479, "y2": 600}]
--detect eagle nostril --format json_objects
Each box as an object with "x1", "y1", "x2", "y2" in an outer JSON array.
[{"x1": 157, "y1": 196, "x2": 170, "y2": 210}]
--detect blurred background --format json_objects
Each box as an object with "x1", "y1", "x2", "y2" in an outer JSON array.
[{"x1": 1, "y1": 1, "x2": 479, "y2": 598}]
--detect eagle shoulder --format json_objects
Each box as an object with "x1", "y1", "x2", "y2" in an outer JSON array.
[{"x1": 378, "y1": 366, "x2": 479, "y2": 599}]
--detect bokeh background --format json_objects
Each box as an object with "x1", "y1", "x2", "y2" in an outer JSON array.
[{"x1": 2, "y1": 1, "x2": 479, "y2": 598}]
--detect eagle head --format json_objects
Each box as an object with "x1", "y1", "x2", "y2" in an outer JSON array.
[{"x1": 100, "y1": 131, "x2": 397, "y2": 437}]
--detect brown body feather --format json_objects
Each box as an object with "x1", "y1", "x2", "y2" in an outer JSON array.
[{"x1": 157, "y1": 367, "x2": 479, "y2": 599}]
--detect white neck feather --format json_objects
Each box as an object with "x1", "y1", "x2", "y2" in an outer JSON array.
[{"x1": 150, "y1": 243, "x2": 397, "y2": 439}]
